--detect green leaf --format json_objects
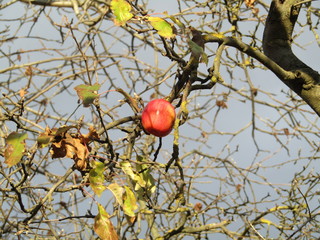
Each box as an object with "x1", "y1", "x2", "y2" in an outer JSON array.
[
  {"x1": 136, "y1": 156, "x2": 156, "y2": 195},
  {"x1": 188, "y1": 40, "x2": 208, "y2": 65},
  {"x1": 74, "y1": 83, "x2": 101, "y2": 107},
  {"x1": 94, "y1": 204, "x2": 118, "y2": 240},
  {"x1": 4, "y1": 132, "x2": 28, "y2": 167},
  {"x1": 148, "y1": 17, "x2": 175, "y2": 38},
  {"x1": 89, "y1": 161, "x2": 107, "y2": 197},
  {"x1": 188, "y1": 40, "x2": 203, "y2": 57},
  {"x1": 37, "y1": 125, "x2": 77, "y2": 148},
  {"x1": 123, "y1": 186, "x2": 138, "y2": 217},
  {"x1": 54, "y1": 125, "x2": 78, "y2": 136},
  {"x1": 120, "y1": 161, "x2": 146, "y2": 190},
  {"x1": 107, "y1": 182, "x2": 124, "y2": 206},
  {"x1": 37, "y1": 133, "x2": 53, "y2": 148},
  {"x1": 110, "y1": 0, "x2": 133, "y2": 26}
]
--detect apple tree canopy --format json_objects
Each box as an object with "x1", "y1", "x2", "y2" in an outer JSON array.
[{"x1": 1, "y1": 0, "x2": 320, "y2": 239}]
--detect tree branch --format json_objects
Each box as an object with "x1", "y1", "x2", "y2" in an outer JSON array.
[
  {"x1": 263, "y1": 0, "x2": 320, "y2": 116},
  {"x1": 203, "y1": 34, "x2": 296, "y2": 85}
]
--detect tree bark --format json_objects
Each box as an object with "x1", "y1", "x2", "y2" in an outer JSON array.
[{"x1": 263, "y1": 0, "x2": 320, "y2": 116}]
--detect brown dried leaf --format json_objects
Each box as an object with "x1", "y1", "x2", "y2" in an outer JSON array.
[
  {"x1": 283, "y1": 128, "x2": 290, "y2": 136},
  {"x1": 236, "y1": 184, "x2": 243, "y2": 193},
  {"x1": 194, "y1": 202, "x2": 203, "y2": 212},
  {"x1": 25, "y1": 66, "x2": 33, "y2": 76},
  {"x1": 251, "y1": 88, "x2": 258, "y2": 96},
  {"x1": 50, "y1": 133, "x2": 89, "y2": 170},
  {"x1": 216, "y1": 100, "x2": 228, "y2": 109},
  {"x1": 81, "y1": 126, "x2": 99, "y2": 145},
  {"x1": 19, "y1": 88, "x2": 27, "y2": 98}
]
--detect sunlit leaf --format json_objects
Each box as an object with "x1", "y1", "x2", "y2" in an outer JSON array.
[
  {"x1": 50, "y1": 133, "x2": 89, "y2": 170},
  {"x1": 148, "y1": 17, "x2": 175, "y2": 38},
  {"x1": 123, "y1": 186, "x2": 138, "y2": 217},
  {"x1": 54, "y1": 125, "x2": 78, "y2": 136},
  {"x1": 120, "y1": 161, "x2": 146, "y2": 189},
  {"x1": 94, "y1": 204, "x2": 118, "y2": 240},
  {"x1": 37, "y1": 134, "x2": 52, "y2": 148},
  {"x1": 81, "y1": 126, "x2": 100, "y2": 145},
  {"x1": 210, "y1": 33, "x2": 225, "y2": 39},
  {"x1": 111, "y1": 0, "x2": 133, "y2": 26},
  {"x1": 37, "y1": 125, "x2": 78, "y2": 148},
  {"x1": 37, "y1": 126, "x2": 54, "y2": 148},
  {"x1": 89, "y1": 161, "x2": 107, "y2": 197},
  {"x1": 107, "y1": 182, "x2": 124, "y2": 206},
  {"x1": 4, "y1": 132, "x2": 28, "y2": 167},
  {"x1": 136, "y1": 160, "x2": 156, "y2": 194},
  {"x1": 74, "y1": 84, "x2": 101, "y2": 107}
]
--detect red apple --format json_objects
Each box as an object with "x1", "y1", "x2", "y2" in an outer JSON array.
[{"x1": 141, "y1": 99, "x2": 176, "y2": 137}]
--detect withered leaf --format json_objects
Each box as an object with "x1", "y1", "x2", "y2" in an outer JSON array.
[
  {"x1": 216, "y1": 100, "x2": 228, "y2": 109},
  {"x1": 50, "y1": 133, "x2": 89, "y2": 170}
]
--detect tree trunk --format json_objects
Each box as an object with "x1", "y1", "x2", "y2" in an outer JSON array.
[{"x1": 263, "y1": 0, "x2": 320, "y2": 116}]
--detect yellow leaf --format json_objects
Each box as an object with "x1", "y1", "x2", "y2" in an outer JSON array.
[
  {"x1": 89, "y1": 161, "x2": 107, "y2": 197},
  {"x1": 120, "y1": 161, "x2": 146, "y2": 190},
  {"x1": 123, "y1": 186, "x2": 138, "y2": 217},
  {"x1": 148, "y1": 17, "x2": 175, "y2": 38},
  {"x1": 135, "y1": 158, "x2": 156, "y2": 195},
  {"x1": 111, "y1": 0, "x2": 133, "y2": 26},
  {"x1": 107, "y1": 183, "x2": 124, "y2": 206},
  {"x1": 94, "y1": 204, "x2": 118, "y2": 240}
]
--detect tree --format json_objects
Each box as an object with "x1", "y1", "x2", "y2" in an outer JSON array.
[{"x1": 1, "y1": 0, "x2": 320, "y2": 239}]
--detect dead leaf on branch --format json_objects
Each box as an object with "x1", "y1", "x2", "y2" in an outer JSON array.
[
  {"x1": 216, "y1": 100, "x2": 228, "y2": 109},
  {"x1": 37, "y1": 125, "x2": 100, "y2": 170},
  {"x1": 81, "y1": 126, "x2": 100, "y2": 145},
  {"x1": 19, "y1": 88, "x2": 28, "y2": 98},
  {"x1": 194, "y1": 202, "x2": 203, "y2": 212},
  {"x1": 283, "y1": 128, "x2": 290, "y2": 136},
  {"x1": 25, "y1": 66, "x2": 33, "y2": 76},
  {"x1": 50, "y1": 133, "x2": 89, "y2": 170}
]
